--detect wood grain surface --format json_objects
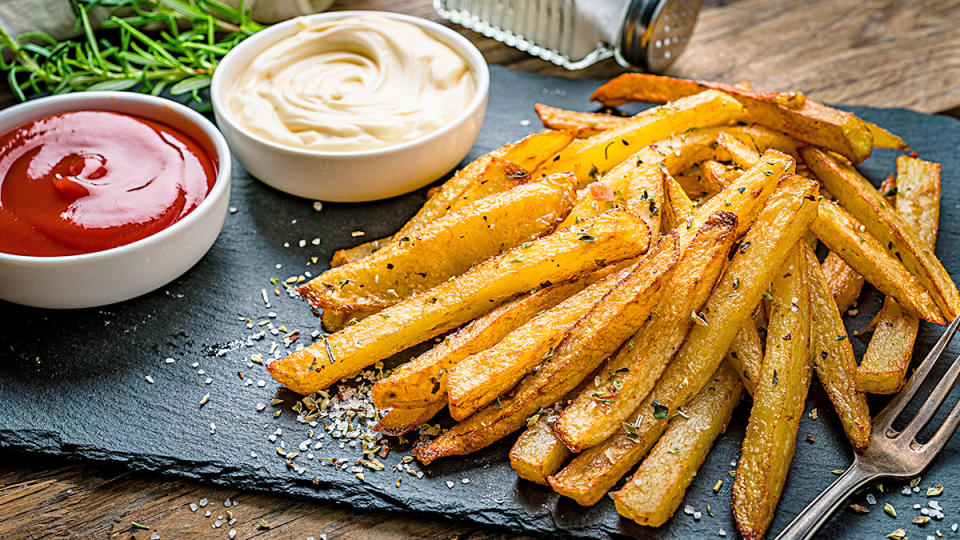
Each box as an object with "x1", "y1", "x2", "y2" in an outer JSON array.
[{"x1": 2, "y1": 0, "x2": 959, "y2": 538}]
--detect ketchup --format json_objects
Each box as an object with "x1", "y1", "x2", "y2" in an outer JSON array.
[{"x1": 0, "y1": 110, "x2": 217, "y2": 256}]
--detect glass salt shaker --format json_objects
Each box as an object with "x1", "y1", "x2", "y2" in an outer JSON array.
[{"x1": 434, "y1": 0, "x2": 700, "y2": 72}]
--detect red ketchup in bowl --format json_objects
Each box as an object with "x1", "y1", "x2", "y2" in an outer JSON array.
[{"x1": 0, "y1": 110, "x2": 218, "y2": 256}]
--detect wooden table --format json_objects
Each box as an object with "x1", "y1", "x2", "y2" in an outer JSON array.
[{"x1": 2, "y1": 1, "x2": 959, "y2": 538}]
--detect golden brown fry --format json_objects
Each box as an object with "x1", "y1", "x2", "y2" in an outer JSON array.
[
  {"x1": 371, "y1": 273, "x2": 605, "y2": 409},
  {"x1": 552, "y1": 212, "x2": 738, "y2": 451},
  {"x1": 548, "y1": 174, "x2": 820, "y2": 506},
  {"x1": 700, "y1": 159, "x2": 741, "y2": 190},
  {"x1": 858, "y1": 298, "x2": 918, "y2": 394},
  {"x1": 269, "y1": 208, "x2": 652, "y2": 395},
  {"x1": 373, "y1": 401, "x2": 446, "y2": 436},
  {"x1": 717, "y1": 131, "x2": 761, "y2": 168},
  {"x1": 802, "y1": 147, "x2": 958, "y2": 320},
  {"x1": 535, "y1": 90, "x2": 746, "y2": 186},
  {"x1": 662, "y1": 174, "x2": 696, "y2": 231},
  {"x1": 413, "y1": 235, "x2": 680, "y2": 464},
  {"x1": 446, "y1": 264, "x2": 630, "y2": 420},
  {"x1": 732, "y1": 246, "x2": 812, "y2": 540},
  {"x1": 300, "y1": 174, "x2": 577, "y2": 316},
  {"x1": 591, "y1": 74, "x2": 873, "y2": 162},
  {"x1": 510, "y1": 411, "x2": 571, "y2": 485},
  {"x1": 821, "y1": 251, "x2": 865, "y2": 312},
  {"x1": 803, "y1": 244, "x2": 871, "y2": 452},
  {"x1": 330, "y1": 130, "x2": 577, "y2": 268},
  {"x1": 611, "y1": 363, "x2": 744, "y2": 526},
  {"x1": 811, "y1": 196, "x2": 944, "y2": 325},
  {"x1": 864, "y1": 120, "x2": 910, "y2": 150},
  {"x1": 892, "y1": 155, "x2": 941, "y2": 248},
  {"x1": 726, "y1": 322, "x2": 764, "y2": 395},
  {"x1": 534, "y1": 103, "x2": 624, "y2": 137},
  {"x1": 859, "y1": 156, "x2": 942, "y2": 393}
]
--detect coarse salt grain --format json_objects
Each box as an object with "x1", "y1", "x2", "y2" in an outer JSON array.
[
  {"x1": 145, "y1": 375, "x2": 155, "y2": 384},
  {"x1": 190, "y1": 503, "x2": 198, "y2": 512},
  {"x1": 446, "y1": 481, "x2": 454, "y2": 488},
  {"x1": 165, "y1": 357, "x2": 175, "y2": 364},
  {"x1": 258, "y1": 380, "x2": 266, "y2": 387}
]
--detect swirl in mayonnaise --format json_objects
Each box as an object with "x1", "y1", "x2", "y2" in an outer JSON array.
[{"x1": 226, "y1": 15, "x2": 476, "y2": 152}]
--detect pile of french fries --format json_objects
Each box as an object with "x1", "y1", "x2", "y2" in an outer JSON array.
[{"x1": 268, "y1": 73, "x2": 954, "y2": 539}]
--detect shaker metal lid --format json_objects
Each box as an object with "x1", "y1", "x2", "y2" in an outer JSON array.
[{"x1": 618, "y1": 0, "x2": 700, "y2": 73}]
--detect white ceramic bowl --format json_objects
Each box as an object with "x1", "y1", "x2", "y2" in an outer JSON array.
[
  {"x1": 0, "y1": 92, "x2": 232, "y2": 309},
  {"x1": 211, "y1": 11, "x2": 489, "y2": 202}
]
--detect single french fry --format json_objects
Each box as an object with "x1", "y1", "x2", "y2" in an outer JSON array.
[
  {"x1": 803, "y1": 244, "x2": 871, "y2": 451},
  {"x1": 859, "y1": 156, "x2": 941, "y2": 393},
  {"x1": 591, "y1": 74, "x2": 873, "y2": 162},
  {"x1": 821, "y1": 251, "x2": 865, "y2": 312},
  {"x1": 700, "y1": 159, "x2": 741, "y2": 190},
  {"x1": 373, "y1": 401, "x2": 446, "y2": 436},
  {"x1": 547, "y1": 174, "x2": 820, "y2": 506},
  {"x1": 858, "y1": 298, "x2": 919, "y2": 394},
  {"x1": 663, "y1": 174, "x2": 696, "y2": 231},
  {"x1": 552, "y1": 212, "x2": 738, "y2": 451},
  {"x1": 732, "y1": 246, "x2": 812, "y2": 540},
  {"x1": 534, "y1": 103, "x2": 624, "y2": 136},
  {"x1": 371, "y1": 272, "x2": 608, "y2": 409},
  {"x1": 535, "y1": 90, "x2": 746, "y2": 186},
  {"x1": 864, "y1": 120, "x2": 910, "y2": 150},
  {"x1": 802, "y1": 147, "x2": 958, "y2": 320},
  {"x1": 510, "y1": 411, "x2": 571, "y2": 485},
  {"x1": 413, "y1": 235, "x2": 680, "y2": 464},
  {"x1": 446, "y1": 263, "x2": 632, "y2": 420},
  {"x1": 717, "y1": 131, "x2": 762, "y2": 168},
  {"x1": 300, "y1": 173, "x2": 577, "y2": 316},
  {"x1": 611, "y1": 362, "x2": 744, "y2": 526},
  {"x1": 269, "y1": 208, "x2": 652, "y2": 395},
  {"x1": 811, "y1": 198, "x2": 944, "y2": 324}
]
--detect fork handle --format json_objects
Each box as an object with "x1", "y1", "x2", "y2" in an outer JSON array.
[{"x1": 775, "y1": 465, "x2": 876, "y2": 540}]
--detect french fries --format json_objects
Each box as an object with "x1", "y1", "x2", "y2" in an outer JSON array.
[
  {"x1": 269, "y1": 208, "x2": 652, "y2": 394},
  {"x1": 547, "y1": 175, "x2": 820, "y2": 505},
  {"x1": 611, "y1": 363, "x2": 744, "y2": 526},
  {"x1": 330, "y1": 130, "x2": 577, "y2": 268},
  {"x1": 300, "y1": 173, "x2": 577, "y2": 317},
  {"x1": 551, "y1": 212, "x2": 738, "y2": 451},
  {"x1": 803, "y1": 244, "x2": 871, "y2": 451},
  {"x1": 858, "y1": 156, "x2": 942, "y2": 393},
  {"x1": 446, "y1": 264, "x2": 630, "y2": 420},
  {"x1": 591, "y1": 73, "x2": 875, "y2": 162},
  {"x1": 811, "y1": 198, "x2": 944, "y2": 324},
  {"x1": 534, "y1": 90, "x2": 746, "y2": 185},
  {"x1": 802, "y1": 147, "x2": 959, "y2": 320},
  {"x1": 413, "y1": 235, "x2": 679, "y2": 463},
  {"x1": 371, "y1": 273, "x2": 606, "y2": 409},
  {"x1": 732, "y1": 247, "x2": 812, "y2": 540},
  {"x1": 276, "y1": 73, "x2": 960, "y2": 535}
]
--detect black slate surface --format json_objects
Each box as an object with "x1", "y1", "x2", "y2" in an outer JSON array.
[{"x1": 3, "y1": 66, "x2": 960, "y2": 538}]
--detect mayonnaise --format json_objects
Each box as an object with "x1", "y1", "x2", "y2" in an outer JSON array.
[{"x1": 226, "y1": 15, "x2": 476, "y2": 152}]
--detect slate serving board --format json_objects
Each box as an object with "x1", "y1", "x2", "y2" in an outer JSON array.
[{"x1": 3, "y1": 66, "x2": 960, "y2": 539}]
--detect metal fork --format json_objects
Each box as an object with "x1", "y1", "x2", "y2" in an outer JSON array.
[{"x1": 776, "y1": 315, "x2": 960, "y2": 540}]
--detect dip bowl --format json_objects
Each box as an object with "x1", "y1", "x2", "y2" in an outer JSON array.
[
  {"x1": 211, "y1": 11, "x2": 489, "y2": 202},
  {"x1": 0, "y1": 92, "x2": 232, "y2": 309}
]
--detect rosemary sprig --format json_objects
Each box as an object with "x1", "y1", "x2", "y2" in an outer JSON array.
[{"x1": 0, "y1": 0, "x2": 262, "y2": 105}]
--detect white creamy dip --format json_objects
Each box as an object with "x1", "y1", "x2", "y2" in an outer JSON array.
[{"x1": 226, "y1": 15, "x2": 476, "y2": 152}]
